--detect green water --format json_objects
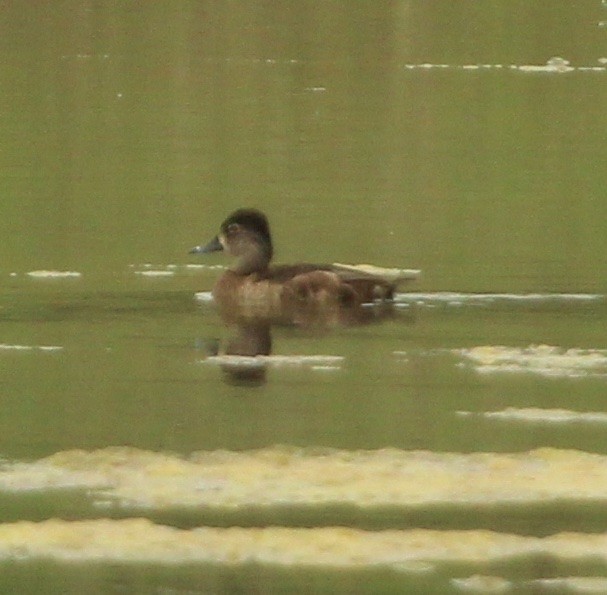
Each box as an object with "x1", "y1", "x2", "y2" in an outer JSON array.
[{"x1": 1, "y1": 1, "x2": 607, "y2": 592}]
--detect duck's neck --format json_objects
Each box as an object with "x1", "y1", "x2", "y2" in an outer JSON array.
[{"x1": 230, "y1": 243, "x2": 272, "y2": 275}]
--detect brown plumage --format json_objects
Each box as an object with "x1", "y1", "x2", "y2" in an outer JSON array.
[{"x1": 189, "y1": 208, "x2": 415, "y2": 320}]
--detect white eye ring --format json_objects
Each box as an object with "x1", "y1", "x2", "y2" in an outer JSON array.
[{"x1": 226, "y1": 223, "x2": 239, "y2": 234}]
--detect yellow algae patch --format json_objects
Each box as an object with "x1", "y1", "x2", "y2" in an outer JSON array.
[
  {"x1": 458, "y1": 345, "x2": 607, "y2": 378},
  {"x1": 3, "y1": 520, "x2": 607, "y2": 567},
  {"x1": 2, "y1": 447, "x2": 607, "y2": 509}
]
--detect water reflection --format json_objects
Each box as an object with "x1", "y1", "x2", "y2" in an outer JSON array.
[
  {"x1": 219, "y1": 321, "x2": 272, "y2": 386},
  {"x1": 210, "y1": 299, "x2": 407, "y2": 386}
]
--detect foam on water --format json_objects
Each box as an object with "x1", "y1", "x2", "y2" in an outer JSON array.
[
  {"x1": 528, "y1": 577, "x2": 607, "y2": 592},
  {"x1": 457, "y1": 345, "x2": 607, "y2": 378},
  {"x1": 194, "y1": 290, "x2": 604, "y2": 308},
  {"x1": 3, "y1": 447, "x2": 607, "y2": 570},
  {"x1": 193, "y1": 291, "x2": 213, "y2": 303},
  {"x1": 26, "y1": 270, "x2": 82, "y2": 279},
  {"x1": 203, "y1": 354, "x2": 344, "y2": 369},
  {"x1": 395, "y1": 292, "x2": 604, "y2": 307},
  {"x1": 2, "y1": 446, "x2": 607, "y2": 509},
  {"x1": 3, "y1": 519, "x2": 607, "y2": 569},
  {"x1": 451, "y1": 575, "x2": 511, "y2": 593},
  {"x1": 403, "y1": 57, "x2": 606, "y2": 74},
  {"x1": 0, "y1": 344, "x2": 63, "y2": 352},
  {"x1": 457, "y1": 408, "x2": 607, "y2": 424},
  {"x1": 134, "y1": 270, "x2": 175, "y2": 277},
  {"x1": 185, "y1": 263, "x2": 224, "y2": 270}
]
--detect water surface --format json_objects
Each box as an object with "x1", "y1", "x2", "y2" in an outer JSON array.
[{"x1": 1, "y1": 1, "x2": 607, "y2": 593}]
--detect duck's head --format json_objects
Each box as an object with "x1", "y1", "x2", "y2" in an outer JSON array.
[{"x1": 190, "y1": 208, "x2": 273, "y2": 274}]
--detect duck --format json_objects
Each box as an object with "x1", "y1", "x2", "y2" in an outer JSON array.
[{"x1": 189, "y1": 208, "x2": 417, "y2": 319}]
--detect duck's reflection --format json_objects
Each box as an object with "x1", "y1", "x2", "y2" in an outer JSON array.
[
  {"x1": 206, "y1": 301, "x2": 413, "y2": 386},
  {"x1": 220, "y1": 321, "x2": 272, "y2": 386}
]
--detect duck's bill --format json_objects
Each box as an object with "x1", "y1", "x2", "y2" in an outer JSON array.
[{"x1": 189, "y1": 235, "x2": 223, "y2": 254}]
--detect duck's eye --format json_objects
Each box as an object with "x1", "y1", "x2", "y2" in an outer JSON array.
[{"x1": 226, "y1": 223, "x2": 240, "y2": 235}]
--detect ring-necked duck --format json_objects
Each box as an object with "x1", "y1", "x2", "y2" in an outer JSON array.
[{"x1": 190, "y1": 208, "x2": 418, "y2": 315}]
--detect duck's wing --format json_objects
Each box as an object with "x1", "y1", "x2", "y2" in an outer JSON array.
[
  {"x1": 265, "y1": 263, "x2": 420, "y2": 285},
  {"x1": 331, "y1": 263, "x2": 421, "y2": 286},
  {"x1": 330, "y1": 263, "x2": 420, "y2": 302},
  {"x1": 264, "y1": 263, "x2": 419, "y2": 303}
]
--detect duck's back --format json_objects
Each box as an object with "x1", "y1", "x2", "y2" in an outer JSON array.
[
  {"x1": 211, "y1": 263, "x2": 420, "y2": 325},
  {"x1": 265, "y1": 263, "x2": 398, "y2": 305}
]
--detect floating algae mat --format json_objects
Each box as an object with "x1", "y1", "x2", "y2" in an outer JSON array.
[
  {"x1": 457, "y1": 345, "x2": 607, "y2": 378},
  {"x1": 2, "y1": 446, "x2": 607, "y2": 510},
  {"x1": 2, "y1": 518, "x2": 607, "y2": 568},
  {"x1": 4, "y1": 449, "x2": 607, "y2": 587}
]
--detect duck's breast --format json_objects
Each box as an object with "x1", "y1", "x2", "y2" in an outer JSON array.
[{"x1": 213, "y1": 272, "x2": 284, "y2": 316}]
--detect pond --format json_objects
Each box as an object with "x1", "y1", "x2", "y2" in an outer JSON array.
[{"x1": 1, "y1": 1, "x2": 607, "y2": 593}]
